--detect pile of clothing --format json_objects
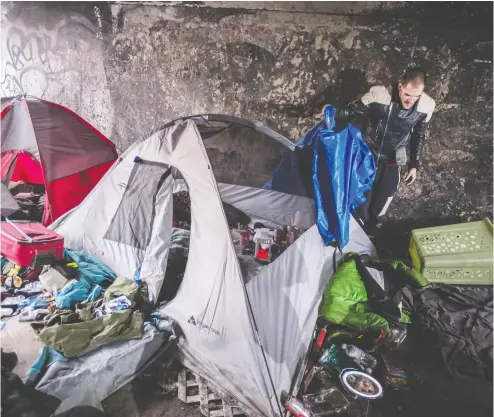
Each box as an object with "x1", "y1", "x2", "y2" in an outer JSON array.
[
  {"x1": 2, "y1": 249, "x2": 151, "y2": 360},
  {"x1": 3, "y1": 181, "x2": 45, "y2": 222},
  {"x1": 32, "y1": 275, "x2": 147, "y2": 358}
]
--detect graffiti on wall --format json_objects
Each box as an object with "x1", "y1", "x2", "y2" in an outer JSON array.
[
  {"x1": 1, "y1": 6, "x2": 114, "y2": 137},
  {"x1": 2, "y1": 27, "x2": 61, "y2": 97}
]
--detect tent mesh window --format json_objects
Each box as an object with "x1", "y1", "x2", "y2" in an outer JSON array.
[{"x1": 104, "y1": 161, "x2": 170, "y2": 250}]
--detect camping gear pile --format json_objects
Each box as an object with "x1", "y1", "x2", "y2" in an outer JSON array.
[
  {"x1": 173, "y1": 189, "x2": 304, "y2": 264},
  {"x1": 284, "y1": 253, "x2": 421, "y2": 415},
  {"x1": 1, "y1": 106, "x2": 491, "y2": 417},
  {"x1": 0, "y1": 219, "x2": 65, "y2": 304},
  {"x1": 41, "y1": 114, "x2": 374, "y2": 414},
  {"x1": 0, "y1": 243, "x2": 170, "y2": 362},
  {"x1": 286, "y1": 248, "x2": 493, "y2": 416}
]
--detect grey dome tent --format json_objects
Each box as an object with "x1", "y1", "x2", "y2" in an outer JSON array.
[{"x1": 46, "y1": 114, "x2": 375, "y2": 415}]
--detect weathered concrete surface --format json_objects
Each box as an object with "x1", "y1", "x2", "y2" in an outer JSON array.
[
  {"x1": 1, "y1": 1, "x2": 492, "y2": 224},
  {"x1": 1, "y1": 315, "x2": 44, "y2": 376}
]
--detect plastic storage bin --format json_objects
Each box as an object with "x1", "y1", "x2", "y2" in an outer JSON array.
[{"x1": 409, "y1": 218, "x2": 493, "y2": 285}]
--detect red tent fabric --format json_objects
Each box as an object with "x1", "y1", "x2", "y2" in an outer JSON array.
[{"x1": 1, "y1": 96, "x2": 118, "y2": 225}]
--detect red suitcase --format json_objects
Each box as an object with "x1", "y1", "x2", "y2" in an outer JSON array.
[{"x1": 1, "y1": 221, "x2": 64, "y2": 267}]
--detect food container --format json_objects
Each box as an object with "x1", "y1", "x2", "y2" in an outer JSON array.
[
  {"x1": 302, "y1": 387, "x2": 350, "y2": 416},
  {"x1": 254, "y1": 229, "x2": 273, "y2": 262}
]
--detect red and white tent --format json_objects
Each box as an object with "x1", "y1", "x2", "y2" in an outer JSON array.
[{"x1": 1, "y1": 96, "x2": 117, "y2": 225}]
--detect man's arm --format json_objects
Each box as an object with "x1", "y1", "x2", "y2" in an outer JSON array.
[
  {"x1": 335, "y1": 99, "x2": 369, "y2": 122},
  {"x1": 408, "y1": 120, "x2": 426, "y2": 170},
  {"x1": 321, "y1": 86, "x2": 390, "y2": 123},
  {"x1": 405, "y1": 92, "x2": 435, "y2": 185}
]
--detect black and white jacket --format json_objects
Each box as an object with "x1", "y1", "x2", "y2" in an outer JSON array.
[{"x1": 338, "y1": 84, "x2": 435, "y2": 169}]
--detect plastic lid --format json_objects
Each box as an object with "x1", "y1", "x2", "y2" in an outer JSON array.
[{"x1": 339, "y1": 369, "x2": 383, "y2": 400}]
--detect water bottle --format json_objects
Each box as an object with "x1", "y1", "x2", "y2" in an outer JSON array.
[{"x1": 341, "y1": 344, "x2": 377, "y2": 374}]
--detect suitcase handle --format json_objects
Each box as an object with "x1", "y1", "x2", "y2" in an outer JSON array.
[
  {"x1": 5, "y1": 218, "x2": 32, "y2": 243},
  {"x1": 2, "y1": 230, "x2": 61, "y2": 243}
]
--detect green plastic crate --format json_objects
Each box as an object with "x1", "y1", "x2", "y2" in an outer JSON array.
[{"x1": 409, "y1": 218, "x2": 493, "y2": 285}]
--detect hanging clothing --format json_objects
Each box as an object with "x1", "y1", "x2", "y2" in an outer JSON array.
[{"x1": 312, "y1": 106, "x2": 376, "y2": 248}]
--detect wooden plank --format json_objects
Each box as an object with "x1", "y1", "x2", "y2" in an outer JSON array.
[
  {"x1": 177, "y1": 367, "x2": 247, "y2": 417},
  {"x1": 177, "y1": 368, "x2": 187, "y2": 402},
  {"x1": 222, "y1": 403, "x2": 234, "y2": 417},
  {"x1": 185, "y1": 393, "x2": 219, "y2": 404}
]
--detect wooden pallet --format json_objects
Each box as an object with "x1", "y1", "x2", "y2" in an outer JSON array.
[{"x1": 177, "y1": 368, "x2": 246, "y2": 417}]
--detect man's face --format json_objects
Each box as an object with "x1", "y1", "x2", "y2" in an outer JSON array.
[{"x1": 398, "y1": 81, "x2": 424, "y2": 109}]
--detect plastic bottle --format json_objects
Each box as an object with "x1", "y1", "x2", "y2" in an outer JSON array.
[{"x1": 341, "y1": 344, "x2": 377, "y2": 374}]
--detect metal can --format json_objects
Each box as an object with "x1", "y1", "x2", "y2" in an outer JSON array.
[
  {"x1": 284, "y1": 396, "x2": 312, "y2": 417},
  {"x1": 274, "y1": 228, "x2": 283, "y2": 244},
  {"x1": 286, "y1": 227, "x2": 296, "y2": 248},
  {"x1": 239, "y1": 230, "x2": 251, "y2": 248}
]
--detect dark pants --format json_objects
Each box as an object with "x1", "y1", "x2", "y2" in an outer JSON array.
[{"x1": 356, "y1": 160, "x2": 401, "y2": 226}]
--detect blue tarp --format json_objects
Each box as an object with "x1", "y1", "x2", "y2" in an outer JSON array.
[
  {"x1": 265, "y1": 106, "x2": 375, "y2": 249},
  {"x1": 313, "y1": 106, "x2": 375, "y2": 248}
]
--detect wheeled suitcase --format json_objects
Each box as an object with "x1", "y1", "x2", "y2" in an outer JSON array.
[{"x1": 1, "y1": 220, "x2": 64, "y2": 267}]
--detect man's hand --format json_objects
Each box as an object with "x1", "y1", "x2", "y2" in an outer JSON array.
[{"x1": 404, "y1": 168, "x2": 417, "y2": 185}]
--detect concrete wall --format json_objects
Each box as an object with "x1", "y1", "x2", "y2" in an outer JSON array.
[{"x1": 1, "y1": 1, "x2": 492, "y2": 224}]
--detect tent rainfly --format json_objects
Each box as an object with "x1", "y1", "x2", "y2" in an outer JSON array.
[{"x1": 1, "y1": 96, "x2": 118, "y2": 225}]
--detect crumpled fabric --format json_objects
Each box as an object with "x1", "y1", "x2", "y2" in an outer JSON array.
[
  {"x1": 55, "y1": 250, "x2": 116, "y2": 309},
  {"x1": 64, "y1": 249, "x2": 116, "y2": 288},
  {"x1": 319, "y1": 256, "x2": 390, "y2": 334},
  {"x1": 103, "y1": 276, "x2": 142, "y2": 307},
  {"x1": 24, "y1": 346, "x2": 67, "y2": 387},
  {"x1": 33, "y1": 277, "x2": 144, "y2": 358},
  {"x1": 1, "y1": 365, "x2": 61, "y2": 417},
  {"x1": 55, "y1": 280, "x2": 91, "y2": 310},
  {"x1": 312, "y1": 106, "x2": 375, "y2": 248},
  {"x1": 403, "y1": 284, "x2": 493, "y2": 380}
]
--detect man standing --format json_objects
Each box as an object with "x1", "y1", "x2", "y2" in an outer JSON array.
[{"x1": 322, "y1": 67, "x2": 436, "y2": 231}]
